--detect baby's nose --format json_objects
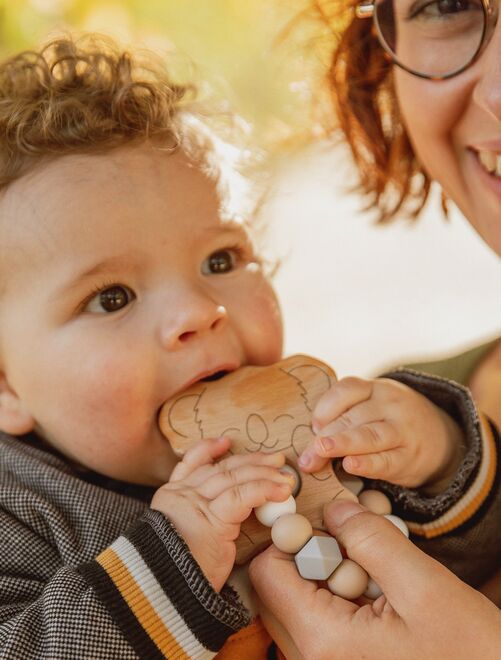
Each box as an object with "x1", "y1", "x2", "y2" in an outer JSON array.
[{"x1": 159, "y1": 296, "x2": 228, "y2": 349}]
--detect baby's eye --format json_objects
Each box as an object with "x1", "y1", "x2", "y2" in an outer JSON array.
[
  {"x1": 83, "y1": 285, "x2": 135, "y2": 314},
  {"x1": 201, "y1": 249, "x2": 237, "y2": 275}
]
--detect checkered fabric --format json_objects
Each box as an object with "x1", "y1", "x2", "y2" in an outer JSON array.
[{"x1": 0, "y1": 435, "x2": 249, "y2": 659}]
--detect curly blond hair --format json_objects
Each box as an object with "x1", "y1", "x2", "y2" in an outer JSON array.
[
  {"x1": 313, "y1": 0, "x2": 433, "y2": 222},
  {"x1": 0, "y1": 33, "x2": 197, "y2": 190}
]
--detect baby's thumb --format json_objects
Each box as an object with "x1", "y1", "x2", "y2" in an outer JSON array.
[{"x1": 324, "y1": 501, "x2": 439, "y2": 613}]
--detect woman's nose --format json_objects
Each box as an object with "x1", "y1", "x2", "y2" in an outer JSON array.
[
  {"x1": 472, "y1": 22, "x2": 501, "y2": 121},
  {"x1": 159, "y1": 291, "x2": 228, "y2": 349}
]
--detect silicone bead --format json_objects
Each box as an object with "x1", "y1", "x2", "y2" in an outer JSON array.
[
  {"x1": 327, "y1": 559, "x2": 369, "y2": 600},
  {"x1": 364, "y1": 578, "x2": 383, "y2": 600},
  {"x1": 384, "y1": 514, "x2": 410, "y2": 538},
  {"x1": 280, "y1": 464, "x2": 302, "y2": 497},
  {"x1": 358, "y1": 490, "x2": 392, "y2": 515},
  {"x1": 255, "y1": 495, "x2": 296, "y2": 527},
  {"x1": 335, "y1": 464, "x2": 364, "y2": 496},
  {"x1": 294, "y1": 535, "x2": 343, "y2": 580},
  {"x1": 271, "y1": 513, "x2": 313, "y2": 554}
]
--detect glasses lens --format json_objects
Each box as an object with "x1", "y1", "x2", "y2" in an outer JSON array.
[{"x1": 374, "y1": 0, "x2": 486, "y2": 77}]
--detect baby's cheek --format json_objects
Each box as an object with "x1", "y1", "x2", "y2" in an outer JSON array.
[{"x1": 238, "y1": 279, "x2": 283, "y2": 364}]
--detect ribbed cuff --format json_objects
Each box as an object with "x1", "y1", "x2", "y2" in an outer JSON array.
[
  {"x1": 406, "y1": 415, "x2": 498, "y2": 538},
  {"x1": 78, "y1": 510, "x2": 249, "y2": 659},
  {"x1": 368, "y1": 369, "x2": 484, "y2": 523}
]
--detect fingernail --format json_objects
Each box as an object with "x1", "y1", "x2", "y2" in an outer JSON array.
[
  {"x1": 345, "y1": 456, "x2": 359, "y2": 470},
  {"x1": 312, "y1": 419, "x2": 320, "y2": 434},
  {"x1": 319, "y1": 437, "x2": 334, "y2": 453},
  {"x1": 278, "y1": 470, "x2": 295, "y2": 483},
  {"x1": 298, "y1": 452, "x2": 311, "y2": 467},
  {"x1": 324, "y1": 501, "x2": 365, "y2": 528}
]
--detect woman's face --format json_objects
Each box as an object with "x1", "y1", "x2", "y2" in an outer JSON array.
[{"x1": 394, "y1": 10, "x2": 501, "y2": 256}]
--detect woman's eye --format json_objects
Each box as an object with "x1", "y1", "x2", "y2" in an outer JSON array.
[
  {"x1": 411, "y1": 0, "x2": 477, "y2": 18},
  {"x1": 201, "y1": 249, "x2": 237, "y2": 275},
  {"x1": 83, "y1": 285, "x2": 135, "y2": 314}
]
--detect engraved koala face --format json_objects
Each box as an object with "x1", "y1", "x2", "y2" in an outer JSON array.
[
  {"x1": 159, "y1": 355, "x2": 356, "y2": 563},
  {"x1": 162, "y1": 359, "x2": 333, "y2": 459}
]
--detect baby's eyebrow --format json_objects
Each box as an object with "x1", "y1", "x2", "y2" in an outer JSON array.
[
  {"x1": 52, "y1": 254, "x2": 141, "y2": 300},
  {"x1": 200, "y1": 221, "x2": 249, "y2": 239}
]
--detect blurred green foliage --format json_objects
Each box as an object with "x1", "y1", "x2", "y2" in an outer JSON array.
[{"x1": 0, "y1": 0, "x2": 334, "y2": 145}]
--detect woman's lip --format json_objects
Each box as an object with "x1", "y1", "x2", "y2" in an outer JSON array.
[{"x1": 469, "y1": 148, "x2": 501, "y2": 197}]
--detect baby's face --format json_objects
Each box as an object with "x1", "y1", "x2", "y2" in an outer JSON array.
[{"x1": 0, "y1": 144, "x2": 282, "y2": 485}]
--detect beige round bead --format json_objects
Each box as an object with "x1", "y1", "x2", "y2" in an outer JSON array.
[
  {"x1": 271, "y1": 513, "x2": 313, "y2": 554},
  {"x1": 255, "y1": 495, "x2": 296, "y2": 527},
  {"x1": 327, "y1": 559, "x2": 369, "y2": 600},
  {"x1": 358, "y1": 490, "x2": 392, "y2": 515}
]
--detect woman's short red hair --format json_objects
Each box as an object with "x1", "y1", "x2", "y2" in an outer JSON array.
[{"x1": 314, "y1": 0, "x2": 433, "y2": 221}]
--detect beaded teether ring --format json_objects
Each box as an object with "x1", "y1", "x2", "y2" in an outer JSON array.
[{"x1": 255, "y1": 477, "x2": 409, "y2": 601}]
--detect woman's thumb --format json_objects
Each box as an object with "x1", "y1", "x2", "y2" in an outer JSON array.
[{"x1": 324, "y1": 500, "x2": 439, "y2": 609}]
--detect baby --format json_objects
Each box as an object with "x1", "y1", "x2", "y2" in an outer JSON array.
[{"x1": 0, "y1": 34, "x2": 480, "y2": 659}]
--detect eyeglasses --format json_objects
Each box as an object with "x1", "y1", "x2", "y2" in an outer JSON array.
[{"x1": 356, "y1": 0, "x2": 499, "y2": 79}]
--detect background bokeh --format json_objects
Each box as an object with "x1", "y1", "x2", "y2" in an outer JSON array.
[
  {"x1": 2, "y1": 0, "x2": 500, "y2": 376},
  {"x1": 0, "y1": 0, "x2": 330, "y2": 143}
]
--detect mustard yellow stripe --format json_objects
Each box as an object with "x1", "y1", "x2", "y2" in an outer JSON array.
[
  {"x1": 97, "y1": 547, "x2": 190, "y2": 659},
  {"x1": 409, "y1": 415, "x2": 497, "y2": 539}
]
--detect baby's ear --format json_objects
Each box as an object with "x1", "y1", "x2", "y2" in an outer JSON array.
[{"x1": 0, "y1": 374, "x2": 35, "y2": 435}]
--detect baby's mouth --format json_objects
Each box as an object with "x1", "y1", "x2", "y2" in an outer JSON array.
[{"x1": 200, "y1": 370, "x2": 229, "y2": 382}]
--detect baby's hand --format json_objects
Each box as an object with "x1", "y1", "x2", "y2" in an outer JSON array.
[
  {"x1": 150, "y1": 437, "x2": 293, "y2": 592},
  {"x1": 298, "y1": 376, "x2": 465, "y2": 490}
]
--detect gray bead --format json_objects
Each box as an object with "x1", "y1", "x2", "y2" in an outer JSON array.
[{"x1": 294, "y1": 535, "x2": 343, "y2": 580}]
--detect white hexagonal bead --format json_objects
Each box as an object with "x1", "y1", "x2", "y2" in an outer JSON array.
[
  {"x1": 255, "y1": 495, "x2": 296, "y2": 527},
  {"x1": 294, "y1": 535, "x2": 343, "y2": 580},
  {"x1": 384, "y1": 514, "x2": 409, "y2": 538},
  {"x1": 364, "y1": 578, "x2": 383, "y2": 600}
]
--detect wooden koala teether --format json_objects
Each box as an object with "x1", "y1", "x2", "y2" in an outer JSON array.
[{"x1": 159, "y1": 354, "x2": 357, "y2": 564}]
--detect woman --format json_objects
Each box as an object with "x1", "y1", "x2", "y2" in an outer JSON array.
[{"x1": 250, "y1": 0, "x2": 501, "y2": 656}]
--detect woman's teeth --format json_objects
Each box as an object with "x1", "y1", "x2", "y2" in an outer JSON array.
[{"x1": 478, "y1": 149, "x2": 501, "y2": 176}]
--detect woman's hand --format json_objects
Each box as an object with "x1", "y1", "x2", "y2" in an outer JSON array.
[
  {"x1": 151, "y1": 437, "x2": 293, "y2": 592},
  {"x1": 249, "y1": 500, "x2": 501, "y2": 659}
]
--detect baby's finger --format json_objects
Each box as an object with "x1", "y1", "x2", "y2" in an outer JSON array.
[
  {"x1": 312, "y1": 377, "x2": 374, "y2": 432},
  {"x1": 315, "y1": 422, "x2": 398, "y2": 459},
  {"x1": 198, "y1": 465, "x2": 295, "y2": 500},
  {"x1": 317, "y1": 400, "x2": 383, "y2": 439},
  {"x1": 210, "y1": 480, "x2": 292, "y2": 525},
  {"x1": 214, "y1": 451, "x2": 286, "y2": 474},
  {"x1": 343, "y1": 448, "x2": 403, "y2": 480},
  {"x1": 169, "y1": 437, "x2": 231, "y2": 483}
]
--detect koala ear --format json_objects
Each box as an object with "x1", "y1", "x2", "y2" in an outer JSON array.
[
  {"x1": 0, "y1": 374, "x2": 35, "y2": 436},
  {"x1": 284, "y1": 356, "x2": 334, "y2": 412},
  {"x1": 158, "y1": 391, "x2": 204, "y2": 456}
]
